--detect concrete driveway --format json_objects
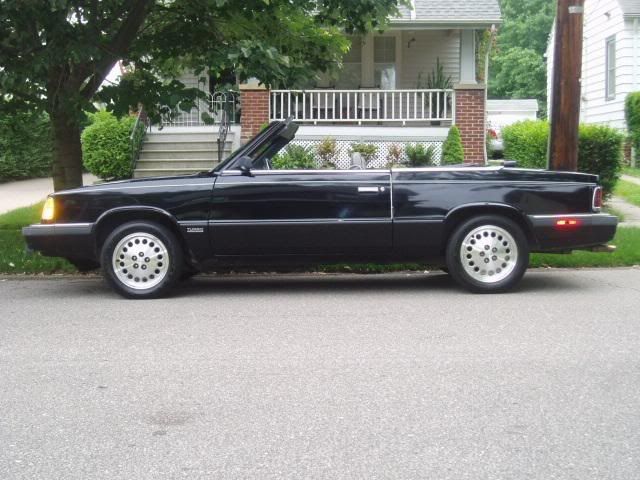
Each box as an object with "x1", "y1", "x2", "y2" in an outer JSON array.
[
  {"x1": 1, "y1": 269, "x2": 639, "y2": 479},
  {"x1": 0, "y1": 174, "x2": 97, "y2": 214}
]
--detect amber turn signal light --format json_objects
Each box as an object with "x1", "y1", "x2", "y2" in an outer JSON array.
[{"x1": 41, "y1": 197, "x2": 55, "y2": 222}]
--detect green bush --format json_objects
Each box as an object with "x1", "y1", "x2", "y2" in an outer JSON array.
[
  {"x1": 405, "y1": 143, "x2": 436, "y2": 167},
  {"x1": 0, "y1": 112, "x2": 53, "y2": 182},
  {"x1": 502, "y1": 120, "x2": 549, "y2": 169},
  {"x1": 625, "y1": 92, "x2": 640, "y2": 156},
  {"x1": 272, "y1": 145, "x2": 316, "y2": 169},
  {"x1": 503, "y1": 120, "x2": 623, "y2": 194},
  {"x1": 441, "y1": 126, "x2": 465, "y2": 165},
  {"x1": 81, "y1": 111, "x2": 135, "y2": 180},
  {"x1": 578, "y1": 124, "x2": 623, "y2": 194}
]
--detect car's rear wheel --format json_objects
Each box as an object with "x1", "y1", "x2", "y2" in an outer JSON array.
[
  {"x1": 445, "y1": 215, "x2": 529, "y2": 293},
  {"x1": 100, "y1": 221, "x2": 183, "y2": 299}
]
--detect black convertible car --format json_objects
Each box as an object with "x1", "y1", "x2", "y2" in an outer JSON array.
[{"x1": 23, "y1": 120, "x2": 617, "y2": 298}]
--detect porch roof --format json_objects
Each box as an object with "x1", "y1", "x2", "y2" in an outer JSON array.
[{"x1": 393, "y1": 0, "x2": 502, "y2": 27}]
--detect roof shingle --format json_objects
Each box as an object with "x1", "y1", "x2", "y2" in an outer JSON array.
[{"x1": 394, "y1": 0, "x2": 502, "y2": 24}]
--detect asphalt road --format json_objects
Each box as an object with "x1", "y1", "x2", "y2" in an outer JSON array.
[{"x1": 1, "y1": 269, "x2": 640, "y2": 480}]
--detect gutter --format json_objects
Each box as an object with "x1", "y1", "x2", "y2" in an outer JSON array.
[{"x1": 389, "y1": 19, "x2": 503, "y2": 29}]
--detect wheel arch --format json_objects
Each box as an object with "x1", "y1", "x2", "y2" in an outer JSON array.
[
  {"x1": 443, "y1": 203, "x2": 538, "y2": 249},
  {"x1": 93, "y1": 207, "x2": 195, "y2": 264}
]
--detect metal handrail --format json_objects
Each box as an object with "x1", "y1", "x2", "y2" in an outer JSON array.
[
  {"x1": 217, "y1": 110, "x2": 229, "y2": 164},
  {"x1": 130, "y1": 107, "x2": 149, "y2": 172}
]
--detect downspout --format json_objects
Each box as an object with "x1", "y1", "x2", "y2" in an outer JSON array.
[{"x1": 484, "y1": 24, "x2": 498, "y2": 164}]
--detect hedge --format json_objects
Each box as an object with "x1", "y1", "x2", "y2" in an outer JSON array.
[
  {"x1": 625, "y1": 92, "x2": 640, "y2": 155},
  {"x1": 0, "y1": 112, "x2": 53, "y2": 182},
  {"x1": 503, "y1": 120, "x2": 623, "y2": 194},
  {"x1": 81, "y1": 111, "x2": 135, "y2": 180}
]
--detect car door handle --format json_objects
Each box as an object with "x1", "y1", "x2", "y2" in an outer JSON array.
[{"x1": 358, "y1": 186, "x2": 385, "y2": 193}]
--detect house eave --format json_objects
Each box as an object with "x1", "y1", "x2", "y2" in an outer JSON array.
[{"x1": 389, "y1": 18, "x2": 502, "y2": 29}]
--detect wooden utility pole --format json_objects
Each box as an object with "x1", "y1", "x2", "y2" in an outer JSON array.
[{"x1": 548, "y1": 0, "x2": 585, "y2": 171}]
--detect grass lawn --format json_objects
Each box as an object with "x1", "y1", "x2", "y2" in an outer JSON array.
[
  {"x1": 0, "y1": 201, "x2": 75, "y2": 274},
  {"x1": 614, "y1": 180, "x2": 640, "y2": 208},
  {"x1": 623, "y1": 166, "x2": 640, "y2": 178},
  {"x1": 0, "y1": 204, "x2": 638, "y2": 275}
]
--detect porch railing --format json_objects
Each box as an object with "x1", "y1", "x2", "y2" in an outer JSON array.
[
  {"x1": 270, "y1": 89, "x2": 454, "y2": 125},
  {"x1": 161, "y1": 91, "x2": 239, "y2": 127}
]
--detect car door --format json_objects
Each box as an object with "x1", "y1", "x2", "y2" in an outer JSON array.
[{"x1": 209, "y1": 169, "x2": 392, "y2": 256}]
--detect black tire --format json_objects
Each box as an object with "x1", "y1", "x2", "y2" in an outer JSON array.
[
  {"x1": 100, "y1": 221, "x2": 183, "y2": 299},
  {"x1": 445, "y1": 215, "x2": 529, "y2": 293}
]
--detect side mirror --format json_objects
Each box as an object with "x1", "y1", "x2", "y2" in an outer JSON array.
[{"x1": 237, "y1": 156, "x2": 253, "y2": 174}]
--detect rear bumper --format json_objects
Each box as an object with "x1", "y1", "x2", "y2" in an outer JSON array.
[
  {"x1": 22, "y1": 223, "x2": 97, "y2": 261},
  {"x1": 528, "y1": 213, "x2": 618, "y2": 252}
]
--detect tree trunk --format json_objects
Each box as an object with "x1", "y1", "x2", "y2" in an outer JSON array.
[{"x1": 51, "y1": 109, "x2": 84, "y2": 192}]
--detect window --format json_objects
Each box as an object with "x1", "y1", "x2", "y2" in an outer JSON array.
[
  {"x1": 374, "y1": 36, "x2": 396, "y2": 89},
  {"x1": 335, "y1": 37, "x2": 362, "y2": 89},
  {"x1": 606, "y1": 36, "x2": 616, "y2": 100}
]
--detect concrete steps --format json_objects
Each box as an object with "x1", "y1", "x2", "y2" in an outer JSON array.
[{"x1": 134, "y1": 130, "x2": 234, "y2": 179}]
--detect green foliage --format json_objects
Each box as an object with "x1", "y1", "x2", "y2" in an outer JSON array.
[
  {"x1": 441, "y1": 126, "x2": 465, "y2": 165},
  {"x1": 490, "y1": 47, "x2": 547, "y2": 103},
  {"x1": 272, "y1": 145, "x2": 317, "y2": 170},
  {"x1": 81, "y1": 111, "x2": 135, "y2": 180},
  {"x1": 418, "y1": 58, "x2": 452, "y2": 90},
  {"x1": 0, "y1": 0, "x2": 401, "y2": 190},
  {"x1": 350, "y1": 143, "x2": 379, "y2": 163},
  {"x1": 0, "y1": 112, "x2": 52, "y2": 182},
  {"x1": 578, "y1": 124, "x2": 623, "y2": 194},
  {"x1": 502, "y1": 120, "x2": 550, "y2": 169},
  {"x1": 625, "y1": 92, "x2": 640, "y2": 153},
  {"x1": 503, "y1": 120, "x2": 623, "y2": 194},
  {"x1": 316, "y1": 137, "x2": 339, "y2": 168},
  {"x1": 489, "y1": 0, "x2": 556, "y2": 116},
  {"x1": 405, "y1": 144, "x2": 436, "y2": 167}
]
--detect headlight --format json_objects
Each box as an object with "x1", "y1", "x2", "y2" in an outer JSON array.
[{"x1": 41, "y1": 197, "x2": 55, "y2": 222}]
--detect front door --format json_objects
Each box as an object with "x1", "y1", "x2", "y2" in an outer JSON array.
[{"x1": 209, "y1": 170, "x2": 392, "y2": 257}]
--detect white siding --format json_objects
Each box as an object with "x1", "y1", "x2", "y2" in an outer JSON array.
[
  {"x1": 547, "y1": 0, "x2": 640, "y2": 130},
  {"x1": 581, "y1": 0, "x2": 631, "y2": 129},
  {"x1": 399, "y1": 30, "x2": 461, "y2": 88}
]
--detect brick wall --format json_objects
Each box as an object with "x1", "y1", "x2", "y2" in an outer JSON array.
[
  {"x1": 454, "y1": 87, "x2": 486, "y2": 164},
  {"x1": 240, "y1": 89, "x2": 270, "y2": 143}
]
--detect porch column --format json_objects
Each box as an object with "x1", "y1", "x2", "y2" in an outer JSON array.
[
  {"x1": 454, "y1": 84, "x2": 486, "y2": 164},
  {"x1": 459, "y1": 29, "x2": 477, "y2": 85},
  {"x1": 239, "y1": 79, "x2": 270, "y2": 144}
]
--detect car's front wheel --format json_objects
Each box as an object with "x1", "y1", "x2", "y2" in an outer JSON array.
[
  {"x1": 445, "y1": 215, "x2": 529, "y2": 293},
  {"x1": 100, "y1": 221, "x2": 183, "y2": 299}
]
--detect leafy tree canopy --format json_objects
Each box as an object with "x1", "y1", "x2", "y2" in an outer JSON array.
[
  {"x1": 490, "y1": 0, "x2": 555, "y2": 115},
  {"x1": 0, "y1": 0, "x2": 403, "y2": 190}
]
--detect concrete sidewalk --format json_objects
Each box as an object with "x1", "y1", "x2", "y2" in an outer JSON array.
[
  {"x1": 621, "y1": 174, "x2": 640, "y2": 186},
  {"x1": 0, "y1": 174, "x2": 97, "y2": 214}
]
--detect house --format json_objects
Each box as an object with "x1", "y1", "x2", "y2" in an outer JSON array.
[
  {"x1": 136, "y1": 0, "x2": 502, "y2": 177},
  {"x1": 547, "y1": 0, "x2": 640, "y2": 130},
  {"x1": 487, "y1": 99, "x2": 539, "y2": 133}
]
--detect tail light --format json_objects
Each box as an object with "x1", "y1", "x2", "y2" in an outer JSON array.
[{"x1": 592, "y1": 187, "x2": 603, "y2": 211}]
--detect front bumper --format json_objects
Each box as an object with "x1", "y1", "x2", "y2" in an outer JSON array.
[
  {"x1": 22, "y1": 223, "x2": 96, "y2": 261},
  {"x1": 528, "y1": 213, "x2": 618, "y2": 252}
]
